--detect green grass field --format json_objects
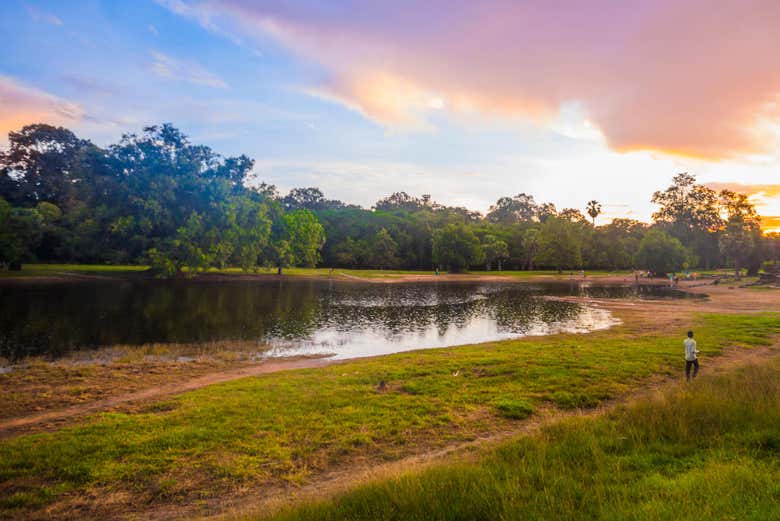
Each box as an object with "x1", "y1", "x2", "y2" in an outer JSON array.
[
  {"x1": 264, "y1": 356, "x2": 780, "y2": 521},
  {"x1": 0, "y1": 313, "x2": 778, "y2": 517}
]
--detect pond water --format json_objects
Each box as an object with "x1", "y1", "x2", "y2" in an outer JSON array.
[{"x1": 0, "y1": 279, "x2": 693, "y2": 361}]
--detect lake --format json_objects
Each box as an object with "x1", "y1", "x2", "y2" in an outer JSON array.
[{"x1": 0, "y1": 278, "x2": 692, "y2": 361}]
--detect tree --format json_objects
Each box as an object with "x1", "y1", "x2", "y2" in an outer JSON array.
[
  {"x1": 0, "y1": 124, "x2": 90, "y2": 208},
  {"x1": 432, "y1": 223, "x2": 484, "y2": 272},
  {"x1": 486, "y1": 193, "x2": 537, "y2": 225},
  {"x1": 481, "y1": 235, "x2": 509, "y2": 271},
  {"x1": 651, "y1": 173, "x2": 721, "y2": 268},
  {"x1": 370, "y1": 228, "x2": 400, "y2": 269},
  {"x1": 537, "y1": 202, "x2": 558, "y2": 223},
  {"x1": 284, "y1": 210, "x2": 326, "y2": 268},
  {"x1": 520, "y1": 228, "x2": 540, "y2": 270},
  {"x1": 559, "y1": 208, "x2": 587, "y2": 223},
  {"x1": 0, "y1": 201, "x2": 43, "y2": 269},
  {"x1": 536, "y1": 217, "x2": 582, "y2": 271},
  {"x1": 637, "y1": 229, "x2": 687, "y2": 276},
  {"x1": 767, "y1": 232, "x2": 780, "y2": 272},
  {"x1": 282, "y1": 187, "x2": 326, "y2": 211},
  {"x1": 586, "y1": 200, "x2": 601, "y2": 225},
  {"x1": 595, "y1": 219, "x2": 646, "y2": 270},
  {"x1": 719, "y1": 215, "x2": 758, "y2": 278},
  {"x1": 375, "y1": 192, "x2": 434, "y2": 212}
]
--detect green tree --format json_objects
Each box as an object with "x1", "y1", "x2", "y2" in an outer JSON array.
[
  {"x1": 370, "y1": 228, "x2": 400, "y2": 269},
  {"x1": 719, "y1": 216, "x2": 758, "y2": 278},
  {"x1": 637, "y1": 229, "x2": 687, "y2": 276},
  {"x1": 651, "y1": 173, "x2": 721, "y2": 268},
  {"x1": 432, "y1": 223, "x2": 484, "y2": 272},
  {"x1": 0, "y1": 202, "x2": 43, "y2": 269},
  {"x1": 536, "y1": 217, "x2": 582, "y2": 271},
  {"x1": 486, "y1": 193, "x2": 538, "y2": 225},
  {"x1": 481, "y1": 235, "x2": 509, "y2": 271},
  {"x1": 284, "y1": 209, "x2": 326, "y2": 268},
  {"x1": 586, "y1": 200, "x2": 601, "y2": 225}
]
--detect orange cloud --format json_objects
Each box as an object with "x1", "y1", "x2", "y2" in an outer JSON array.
[
  {"x1": 0, "y1": 76, "x2": 84, "y2": 138},
  {"x1": 167, "y1": 0, "x2": 780, "y2": 160},
  {"x1": 761, "y1": 216, "x2": 780, "y2": 234},
  {"x1": 706, "y1": 182, "x2": 780, "y2": 199}
]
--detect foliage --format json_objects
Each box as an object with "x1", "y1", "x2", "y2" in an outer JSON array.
[
  {"x1": 536, "y1": 217, "x2": 583, "y2": 271},
  {"x1": 481, "y1": 235, "x2": 509, "y2": 270},
  {"x1": 586, "y1": 199, "x2": 601, "y2": 225},
  {"x1": 0, "y1": 124, "x2": 322, "y2": 276},
  {"x1": 0, "y1": 124, "x2": 774, "y2": 274},
  {"x1": 637, "y1": 229, "x2": 688, "y2": 275},
  {"x1": 432, "y1": 223, "x2": 484, "y2": 272}
]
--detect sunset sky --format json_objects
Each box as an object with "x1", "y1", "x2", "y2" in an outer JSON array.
[{"x1": 1, "y1": 0, "x2": 779, "y2": 229}]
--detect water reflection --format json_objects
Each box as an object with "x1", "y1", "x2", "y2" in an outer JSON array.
[{"x1": 0, "y1": 280, "x2": 684, "y2": 361}]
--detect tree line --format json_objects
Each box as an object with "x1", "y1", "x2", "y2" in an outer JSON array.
[{"x1": 1, "y1": 124, "x2": 776, "y2": 276}]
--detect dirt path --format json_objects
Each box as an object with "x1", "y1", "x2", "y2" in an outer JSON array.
[
  {"x1": 0, "y1": 357, "x2": 333, "y2": 439},
  {"x1": 175, "y1": 339, "x2": 779, "y2": 521}
]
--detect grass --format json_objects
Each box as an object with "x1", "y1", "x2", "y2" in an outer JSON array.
[
  {"x1": 0, "y1": 312, "x2": 778, "y2": 518},
  {"x1": 263, "y1": 356, "x2": 780, "y2": 521},
  {"x1": 0, "y1": 264, "x2": 635, "y2": 280},
  {"x1": 0, "y1": 263, "x2": 148, "y2": 278},
  {"x1": 0, "y1": 340, "x2": 276, "y2": 420}
]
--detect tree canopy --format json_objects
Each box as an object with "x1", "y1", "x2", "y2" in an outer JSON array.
[{"x1": 0, "y1": 124, "x2": 773, "y2": 276}]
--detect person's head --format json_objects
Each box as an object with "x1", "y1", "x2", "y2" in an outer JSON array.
[{"x1": 687, "y1": 331, "x2": 694, "y2": 338}]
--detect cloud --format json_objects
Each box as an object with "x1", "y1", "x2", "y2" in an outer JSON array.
[
  {"x1": 159, "y1": 0, "x2": 780, "y2": 160},
  {"x1": 0, "y1": 76, "x2": 84, "y2": 139},
  {"x1": 706, "y1": 182, "x2": 780, "y2": 199},
  {"x1": 25, "y1": 5, "x2": 63, "y2": 26},
  {"x1": 149, "y1": 50, "x2": 228, "y2": 89},
  {"x1": 761, "y1": 216, "x2": 780, "y2": 233}
]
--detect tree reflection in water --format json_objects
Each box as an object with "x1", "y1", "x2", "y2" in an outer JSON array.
[{"x1": 0, "y1": 280, "x2": 689, "y2": 361}]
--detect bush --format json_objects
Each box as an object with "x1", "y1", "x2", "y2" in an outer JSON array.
[{"x1": 494, "y1": 398, "x2": 534, "y2": 419}]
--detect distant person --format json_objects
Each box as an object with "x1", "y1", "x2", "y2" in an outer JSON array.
[{"x1": 684, "y1": 330, "x2": 700, "y2": 382}]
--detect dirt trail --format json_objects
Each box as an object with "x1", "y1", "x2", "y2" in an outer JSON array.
[
  {"x1": 178, "y1": 339, "x2": 780, "y2": 521},
  {"x1": 0, "y1": 357, "x2": 332, "y2": 438}
]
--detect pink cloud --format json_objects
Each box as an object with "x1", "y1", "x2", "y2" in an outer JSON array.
[
  {"x1": 0, "y1": 76, "x2": 84, "y2": 139},
  {"x1": 166, "y1": 0, "x2": 780, "y2": 159}
]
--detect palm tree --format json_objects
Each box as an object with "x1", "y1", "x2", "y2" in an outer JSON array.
[{"x1": 586, "y1": 200, "x2": 602, "y2": 226}]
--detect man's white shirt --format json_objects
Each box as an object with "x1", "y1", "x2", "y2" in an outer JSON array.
[{"x1": 684, "y1": 338, "x2": 698, "y2": 361}]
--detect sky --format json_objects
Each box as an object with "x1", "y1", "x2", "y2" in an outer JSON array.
[{"x1": 1, "y1": 0, "x2": 779, "y2": 230}]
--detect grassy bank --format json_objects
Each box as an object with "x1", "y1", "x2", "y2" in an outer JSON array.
[
  {"x1": 0, "y1": 313, "x2": 778, "y2": 518},
  {"x1": 265, "y1": 356, "x2": 780, "y2": 521},
  {"x1": 1, "y1": 264, "x2": 632, "y2": 281},
  {"x1": 0, "y1": 264, "x2": 148, "y2": 278}
]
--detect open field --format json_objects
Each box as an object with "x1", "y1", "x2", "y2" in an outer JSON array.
[
  {"x1": 263, "y1": 355, "x2": 780, "y2": 521},
  {"x1": 0, "y1": 277, "x2": 778, "y2": 519}
]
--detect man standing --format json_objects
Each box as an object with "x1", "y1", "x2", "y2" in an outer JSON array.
[{"x1": 684, "y1": 330, "x2": 700, "y2": 382}]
